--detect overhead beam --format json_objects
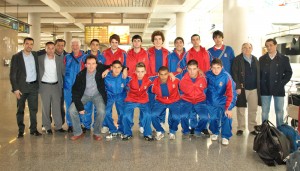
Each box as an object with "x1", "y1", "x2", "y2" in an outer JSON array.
[
  {"x1": 60, "y1": 7, "x2": 151, "y2": 13},
  {"x1": 0, "y1": 6, "x2": 55, "y2": 13}
]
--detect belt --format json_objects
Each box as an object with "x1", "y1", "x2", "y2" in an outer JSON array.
[
  {"x1": 26, "y1": 80, "x2": 37, "y2": 84},
  {"x1": 41, "y1": 81, "x2": 58, "y2": 85}
]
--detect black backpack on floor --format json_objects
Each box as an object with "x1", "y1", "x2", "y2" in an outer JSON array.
[{"x1": 253, "y1": 120, "x2": 291, "y2": 166}]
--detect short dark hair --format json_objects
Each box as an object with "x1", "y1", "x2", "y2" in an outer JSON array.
[
  {"x1": 174, "y1": 37, "x2": 184, "y2": 44},
  {"x1": 136, "y1": 62, "x2": 146, "y2": 69},
  {"x1": 90, "y1": 39, "x2": 100, "y2": 45},
  {"x1": 109, "y1": 34, "x2": 120, "y2": 43},
  {"x1": 212, "y1": 30, "x2": 224, "y2": 39},
  {"x1": 151, "y1": 30, "x2": 165, "y2": 43},
  {"x1": 85, "y1": 54, "x2": 98, "y2": 64},
  {"x1": 132, "y1": 35, "x2": 142, "y2": 42},
  {"x1": 211, "y1": 58, "x2": 223, "y2": 67},
  {"x1": 54, "y1": 39, "x2": 66, "y2": 45},
  {"x1": 111, "y1": 60, "x2": 123, "y2": 67},
  {"x1": 45, "y1": 41, "x2": 54, "y2": 46},
  {"x1": 265, "y1": 38, "x2": 277, "y2": 45},
  {"x1": 191, "y1": 34, "x2": 200, "y2": 40},
  {"x1": 187, "y1": 59, "x2": 198, "y2": 67},
  {"x1": 23, "y1": 37, "x2": 34, "y2": 44},
  {"x1": 158, "y1": 66, "x2": 169, "y2": 73}
]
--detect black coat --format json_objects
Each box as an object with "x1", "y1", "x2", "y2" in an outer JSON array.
[
  {"x1": 232, "y1": 53, "x2": 261, "y2": 107},
  {"x1": 259, "y1": 51, "x2": 292, "y2": 96},
  {"x1": 71, "y1": 64, "x2": 110, "y2": 112}
]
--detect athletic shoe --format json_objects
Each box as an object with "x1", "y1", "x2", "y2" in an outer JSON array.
[
  {"x1": 190, "y1": 128, "x2": 195, "y2": 135},
  {"x1": 236, "y1": 130, "x2": 243, "y2": 136},
  {"x1": 222, "y1": 138, "x2": 229, "y2": 145},
  {"x1": 156, "y1": 132, "x2": 165, "y2": 140},
  {"x1": 144, "y1": 135, "x2": 154, "y2": 141},
  {"x1": 201, "y1": 129, "x2": 210, "y2": 138},
  {"x1": 169, "y1": 133, "x2": 176, "y2": 140},
  {"x1": 122, "y1": 135, "x2": 133, "y2": 141},
  {"x1": 101, "y1": 126, "x2": 109, "y2": 134},
  {"x1": 139, "y1": 127, "x2": 144, "y2": 134},
  {"x1": 211, "y1": 134, "x2": 218, "y2": 141},
  {"x1": 106, "y1": 133, "x2": 118, "y2": 139}
]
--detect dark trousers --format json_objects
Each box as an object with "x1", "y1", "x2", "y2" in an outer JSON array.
[{"x1": 16, "y1": 83, "x2": 38, "y2": 133}]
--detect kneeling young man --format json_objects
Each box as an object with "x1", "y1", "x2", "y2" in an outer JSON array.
[
  {"x1": 69, "y1": 55, "x2": 110, "y2": 141},
  {"x1": 151, "y1": 66, "x2": 181, "y2": 140},
  {"x1": 122, "y1": 62, "x2": 154, "y2": 141},
  {"x1": 206, "y1": 58, "x2": 237, "y2": 145}
]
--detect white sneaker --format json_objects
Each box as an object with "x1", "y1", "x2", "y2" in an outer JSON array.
[
  {"x1": 42, "y1": 126, "x2": 46, "y2": 131},
  {"x1": 211, "y1": 134, "x2": 218, "y2": 141},
  {"x1": 139, "y1": 127, "x2": 144, "y2": 134},
  {"x1": 222, "y1": 138, "x2": 229, "y2": 145},
  {"x1": 156, "y1": 131, "x2": 165, "y2": 140},
  {"x1": 101, "y1": 126, "x2": 109, "y2": 134},
  {"x1": 106, "y1": 133, "x2": 117, "y2": 139},
  {"x1": 169, "y1": 133, "x2": 176, "y2": 140}
]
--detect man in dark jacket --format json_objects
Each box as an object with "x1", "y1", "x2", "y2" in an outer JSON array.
[
  {"x1": 232, "y1": 43, "x2": 261, "y2": 136},
  {"x1": 68, "y1": 55, "x2": 110, "y2": 141},
  {"x1": 259, "y1": 38, "x2": 292, "y2": 127}
]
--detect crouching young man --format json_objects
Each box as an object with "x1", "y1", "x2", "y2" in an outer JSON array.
[
  {"x1": 206, "y1": 58, "x2": 237, "y2": 145},
  {"x1": 69, "y1": 55, "x2": 110, "y2": 141}
]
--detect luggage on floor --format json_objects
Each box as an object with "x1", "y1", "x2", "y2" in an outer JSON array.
[
  {"x1": 286, "y1": 148, "x2": 300, "y2": 171},
  {"x1": 278, "y1": 124, "x2": 299, "y2": 153}
]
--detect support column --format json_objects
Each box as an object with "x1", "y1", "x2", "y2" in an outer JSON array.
[
  {"x1": 64, "y1": 32, "x2": 72, "y2": 53},
  {"x1": 176, "y1": 12, "x2": 187, "y2": 41},
  {"x1": 28, "y1": 13, "x2": 41, "y2": 51},
  {"x1": 162, "y1": 30, "x2": 170, "y2": 50}
]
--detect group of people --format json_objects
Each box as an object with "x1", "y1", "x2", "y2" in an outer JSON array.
[{"x1": 9, "y1": 30, "x2": 293, "y2": 146}]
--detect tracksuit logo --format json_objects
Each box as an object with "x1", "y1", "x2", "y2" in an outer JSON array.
[
  {"x1": 219, "y1": 82, "x2": 223, "y2": 87},
  {"x1": 224, "y1": 53, "x2": 227, "y2": 57},
  {"x1": 121, "y1": 83, "x2": 124, "y2": 88}
]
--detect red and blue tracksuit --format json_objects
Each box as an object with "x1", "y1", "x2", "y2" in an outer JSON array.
[
  {"x1": 206, "y1": 68, "x2": 237, "y2": 139},
  {"x1": 103, "y1": 47, "x2": 127, "y2": 66},
  {"x1": 177, "y1": 72, "x2": 208, "y2": 135},
  {"x1": 168, "y1": 48, "x2": 186, "y2": 74},
  {"x1": 151, "y1": 77, "x2": 181, "y2": 134},
  {"x1": 208, "y1": 45, "x2": 235, "y2": 74},
  {"x1": 178, "y1": 46, "x2": 211, "y2": 73},
  {"x1": 104, "y1": 71, "x2": 129, "y2": 134},
  {"x1": 123, "y1": 74, "x2": 152, "y2": 137},
  {"x1": 126, "y1": 48, "x2": 149, "y2": 76},
  {"x1": 86, "y1": 50, "x2": 106, "y2": 64},
  {"x1": 64, "y1": 51, "x2": 93, "y2": 128}
]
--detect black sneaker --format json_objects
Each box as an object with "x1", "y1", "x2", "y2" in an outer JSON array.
[
  {"x1": 122, "y1": 135, "x2": 133, "y2": 141},
  {"x1": 190, "y1": 128, "x2": 195, "y2": 135},
  {"x1": 144, "y1": 135, "x2": 154, "y2": 141},
  {"x1": 46, "y1": 129, "x2": 53, "y2": 134},
  {"x1": 68, "y1": 126, "x2": 73, "y2": 133},
  {"x1": 30, "y1": 131, "x2": 42, "y2": 136},
  {"x1": 250, "y1": 131, "x2": 259, "y2": 136},
  {"x1": 17, "y1": 132, "x2": 24, "y2": 138},
  {"x1": 236, "y1": 130, "x2": 243, "y2": 136},
  {"x1": 201, "y1": 129, "x2": 210, "y2": 138}
]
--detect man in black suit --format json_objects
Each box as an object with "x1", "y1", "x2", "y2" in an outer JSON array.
[{"x1": 10, "y1": 37, "x2": 42, "y2": 138}]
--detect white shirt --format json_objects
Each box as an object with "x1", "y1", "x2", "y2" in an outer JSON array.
[
  {"x1": 22, "y1": 51, "x2": 37, "y2": 82},
  {"x1": 41, "y1": 55, "x2": 58, "y2": 83}
]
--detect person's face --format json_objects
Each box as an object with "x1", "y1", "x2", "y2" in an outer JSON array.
[
  {"x1": 265, "y1": 41, "x2": 277, "y2": 54},
  {"x1": 187, "y1": 64, "x2": 198, "y2": 78},
  {"x1": 55, "y1": 41, "x2": 65, "y2": 54},
  {"x1": 46, "y1": 44, "x2": 55, "y2": 56},
  {"x1": 153, "y1": 35, "x2": 163, "y2": 48},
  {"x1": 175, "y1": 39, "x2": 184, "y2": 51},
  {"x1": 158, "y1": 70, "x2": 169, "y2": 83},
  {"x1": 242, "y1": 43, "x2": 253, "y2": 57},
  {"x1": 191, "y1": 36, "x2": 200, "y2": 48},
  {"x1": 90, "y1": 41, "x2": 100, "y2": 52},
  {"x1": 111, "y1": 63, "x2": 122, "y2": 77},
  {"x1": 23, "y1": 40, "x2": 34, "y2": 52},
  {"x1": 135, "y1": 67, "x2": 146, "y2": 80},
  {"x1": 132, "y1": 39, "x2": 142, "y2": 49},
  {"x1": 213, "y1": 35, "x2": 223, "y2": 46},
  {"x1": 86, "y1": 58, "x2": 97, "y2": 73},
  {"x1": 211, "y1": 64, "x2": 223, "y2": 76},
  {"x1": 110, "y1": 39, "x2": 119, "y2": 50},
  {"x1": 71, "y1": 41, "x2": 80, "y2": 52}
]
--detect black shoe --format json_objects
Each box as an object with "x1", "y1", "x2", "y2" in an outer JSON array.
[
  {"x1": 56, "y1": 128, "x2": 67, "y2": 133},
  {"x1": 68, "y1": 126, "x2": 73, "y2": 133},
  {"x1": 236, "y1": 130, "x2": 243, "y2": 136},
  {"x1": 17, "y1": 132, "x2": 24, "y2": 138},
  {"x1": 46, "y1": 129, "x2": 53, "y2": 134},
  {"x1": 122, "y1": 135, "x2": 133, "y2": 141},
  {"x1": 190, "y1": 128, "x2": 195, "y2": 135},
  {"x1": 144, "y1": 135, "x2": 154, "y2": 141},
  {"x1": 201, "y1": 129, "x2": 210, "y2": 138},
  {"x1": 250, "y1": 131, "x2": 259, "y2": 136},
  {"x1": 30, "y1": 131, "x2": 42, "y2": 136},
  {"x1": 254, "y1": 125, "x2": 261, "y2": 132}
]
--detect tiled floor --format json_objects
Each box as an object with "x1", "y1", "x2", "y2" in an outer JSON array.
[{"x1": 0, "y1": 65, "x2": 286, "y2": 171}]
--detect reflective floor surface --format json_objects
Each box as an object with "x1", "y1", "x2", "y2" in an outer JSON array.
[{"x1": 0, "y1": 66, "x2": 285, "y2": 171}]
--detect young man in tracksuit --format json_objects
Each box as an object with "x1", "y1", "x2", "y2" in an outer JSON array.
[
  {"x1": 168, "y1": 37, "x2": 186, "y2": 74},
  {"x1": 206, "y1": 58, "x2": 237, "y2": 145},
  {"x1": 151, "y1": 66, "x2": 181, "y2": 140},
  {"x1": 122, "y1": 62, "x2": 154, "y2": 141},
  {"x1": 64, "y1": 38, "x2": 93, "y2": 133},
  {"x1": 208, "y1": 30, "x2": 235, "y2": 74},
  {"x1": 177, "y1": 60, "x2": 209, "y2": 138},
  {"x1": 104, "y1": 60, "x2": 129, "y2": 139}
]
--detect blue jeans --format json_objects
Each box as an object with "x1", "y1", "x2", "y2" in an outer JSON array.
[
  {"x1": 261, "y1": 95, "x2": 284, "y2": 127},
  {"x1": 69, "y1": 93, "x2": 106, "y2": 136}
]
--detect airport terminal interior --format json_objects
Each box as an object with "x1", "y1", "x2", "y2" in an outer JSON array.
[{"x1": 1, "y1": 0, "x2": 300, "y2": 170}]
